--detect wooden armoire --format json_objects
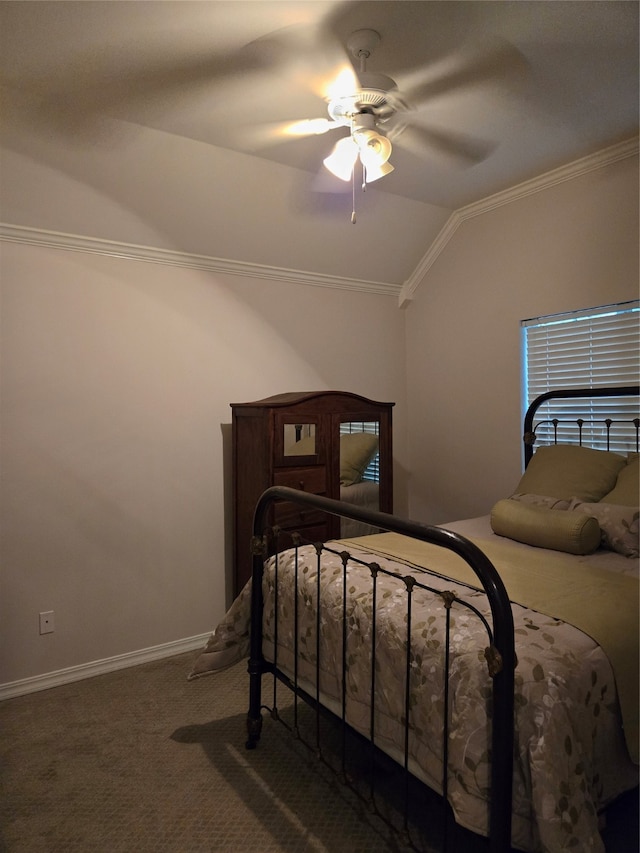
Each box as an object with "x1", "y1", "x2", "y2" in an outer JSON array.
[{"x1": 231, "y1": 391, "x2": 394, "y2": 596}]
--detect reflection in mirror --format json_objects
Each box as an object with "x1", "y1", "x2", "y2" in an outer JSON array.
[
  {"x1": 339, "y1": 421, "x2": 381, "y2": 537},
  {"x1": 340, "y1": 422, "x2": 380, "y2": 484},
  {"x1": 284, "y1": 423, "x2": 316, "y2": 456}
]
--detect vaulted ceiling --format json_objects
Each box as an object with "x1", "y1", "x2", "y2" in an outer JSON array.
[{"x1": 1, "y1": 1, "x2": 638, "y2": 290}]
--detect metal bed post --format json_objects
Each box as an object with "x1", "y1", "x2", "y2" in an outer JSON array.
[{"x1": 245, "y1": 529, "x2": 267, "y2": 749}]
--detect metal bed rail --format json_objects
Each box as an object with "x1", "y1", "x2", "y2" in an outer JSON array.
[{"x1": 245, "y1": 486, "x2": 516, "y2": 853}]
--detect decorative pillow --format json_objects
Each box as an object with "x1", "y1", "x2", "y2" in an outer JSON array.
[
  {"x1": 510, "y1": 493, "x2": 571, "y2": 510},
  {"x1": 600, "y1": 453, "x2": 639, "y2": 506},
  {"x1": 340, "y1": 433, "x2": 379, "y2": 486},
  {"x1": 569, "y1": 499, "x2": 639, "y2": 558},
  {"x1": 490, "y1": 498, "x2": 601, "y2": 555},
  {"x1": 514, "y1": 444, "x2": 626, "y2": 502}
]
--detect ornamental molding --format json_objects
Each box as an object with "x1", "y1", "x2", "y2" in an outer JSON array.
[
  {"x1": 1, "y1": 137, "x2": 636, "y2": 304},
  {"x1": 398, "y1": 136, "x2": 639, "y2": 308},
  {"x1": 0, "y1": 223, "x2": 401, "y2": 297}
]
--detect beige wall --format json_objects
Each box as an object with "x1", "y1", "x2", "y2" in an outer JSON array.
[
  {"x1": 0, "y1": 241, "x2": 407, "y2": 685},
  {"x1": 2, "y1": 139, "x2": 637, "y2": 690},
  {"x1": 405, "y1": 154, "x2": 639, "y2": 525}
]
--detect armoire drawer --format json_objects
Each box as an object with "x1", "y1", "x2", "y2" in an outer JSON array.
[
  {"x1": 272, "y1": 501, "x2": 326, "y2": 530},
  {"x1": 272, "y1": 466, "x2": 326, "y2": 494},
  {"x1": 272, "y1": 466, "x2": 327, "y2": 530}
]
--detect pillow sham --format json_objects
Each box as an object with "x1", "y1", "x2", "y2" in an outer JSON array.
[
  {"x1": 569, "y1": 499, "x2": 639, "y2": 558},
  {"x1": 340, "y1": 433, "x2": 379, "y2": 486},
  {"x1": 510, "y1": 493, "x2": 571, "y2": 510},
  {"x1": 490, "y1": 498, "x2": 601, "y2": 555},
  {"x1": 600, "y1": 453, "x2": 639, "y2": 506},
  {"x1": 514, "y1": 444, "x2": 626, "y2": 502}
]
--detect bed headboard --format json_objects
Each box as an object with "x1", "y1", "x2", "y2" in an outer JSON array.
[{"x1": 523, "y1": 385, "x2": 640, "y2": 467}]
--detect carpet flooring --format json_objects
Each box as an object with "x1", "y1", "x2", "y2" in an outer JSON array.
[{"x1": 0, "y1": 653, "x2": 637, "y2": 853}]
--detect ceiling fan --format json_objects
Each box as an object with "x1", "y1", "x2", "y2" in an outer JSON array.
[
  {"x1": 248, "y1": 26, "x2": 519, "y2": 196},
  {"x1": 283, "y1": 29, "x2": 400, "y2": 185},
  {"x1": 2, "y1": 9, "x2": 526, "y2": 216}
]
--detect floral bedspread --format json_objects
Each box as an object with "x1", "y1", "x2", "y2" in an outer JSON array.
[{"x1": 191, "y1": 538, "x2": 638, "y2": 853}]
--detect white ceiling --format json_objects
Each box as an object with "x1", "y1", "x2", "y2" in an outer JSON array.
[{"x1": 1, "y1": 1, "x2": 638, "y2": 286}]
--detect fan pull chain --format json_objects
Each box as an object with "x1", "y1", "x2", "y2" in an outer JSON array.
[{"x1": 351, "y1": 166, "x2": 357, "y2": 224}]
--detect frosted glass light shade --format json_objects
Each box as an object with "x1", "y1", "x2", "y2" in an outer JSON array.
[
  {"x1": 358, "y1": 131, "x2": 392, "y2": 164},
  {"x1": 323, "y1": 136, "x2": 359, "y2": 181},
  {"x1": 363, "y1": 160, "x2": 394, "y2": 182}
]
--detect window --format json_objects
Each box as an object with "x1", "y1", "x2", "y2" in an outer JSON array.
[{"x1": 522, "y1": 300, "x2": 640, "y2": 453}]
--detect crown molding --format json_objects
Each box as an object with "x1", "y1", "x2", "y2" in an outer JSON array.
[
  {"x1": 2, "y1": 137, "x2": 637, "y2": 306},
  {"x1": 399, "y1": 136, "x2": 639, "y2": 307},
  {"x1": 0, "y1": 223, "x2": 401, "y2": 297}
]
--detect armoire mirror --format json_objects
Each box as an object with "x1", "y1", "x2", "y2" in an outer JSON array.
[{"x1": 283, "y1": 423, "x2": 316, "y2": 456}]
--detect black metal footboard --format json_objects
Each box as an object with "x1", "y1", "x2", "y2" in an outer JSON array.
[{"x1": 245, "y1": 487, "x2": 515, "y2": 853}]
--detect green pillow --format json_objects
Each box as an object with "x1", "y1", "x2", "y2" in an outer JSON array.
[
  {"x1": 510, "y1": 493, "x2": 571, "y2": 510},
  {"x1": 600, "y1": 454, "x2": 639, "y2": 506},
  {"x1": 340, "y1": 433, "x2": 379, "y2": 486},
  {"x1": 491, "y1": 499, "x2": 601, "y2": 555},
  {"x1": 515, "y1": 444, "x2": 626, "y2": 502}
]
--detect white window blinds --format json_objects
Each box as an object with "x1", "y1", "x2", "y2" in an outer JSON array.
[{"x1": 522, "y1": 301, "x2": 640, "y2": 453}]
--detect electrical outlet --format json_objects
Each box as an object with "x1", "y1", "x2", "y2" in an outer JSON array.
[{"x1": 39, "y1": 611, "x2": 54, "y2": 634}]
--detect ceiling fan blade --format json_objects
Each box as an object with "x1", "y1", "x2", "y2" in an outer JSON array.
[
  {"x1": 237, "y1": 117, "x2": 343, "y2": 150},
  {"x1": 392, "y1": 122, "x2": 497, "y2": 166},
  {"x1": 4, "y1": 23, "x2": 334, "y2": 142},
  {"x1": 58, "y1": 48, "x2": 282, "y2": 117},
  {"x1": 395, "y1": 39, "x2": 529, "y2": 110},
  {"x1": 313, "y1": 63, "x2": 360, "y2": 102},
  {"x1": 1, "y1": 52, "x2": 279, "y2": 146}
]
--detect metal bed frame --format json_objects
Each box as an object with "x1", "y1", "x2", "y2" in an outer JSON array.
[
  {"x1": 244, "y1": 385, "x2": 639, "y2": 852},
  {"x1": 523, "y1": 385, "x2": 640, "y2": 465}
]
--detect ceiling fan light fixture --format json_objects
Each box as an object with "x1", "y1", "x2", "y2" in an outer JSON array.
[
  {"x1": 321, "y1": 29, "x2": 397, "y2": 191},
  {"x1": 362, "y1": 160, "x2": 394, "y2": 182},
  {"x1": 359, "y1": 132, "x2": 393, "y2": 182},
  {"x1": 356, "y1": 129, "x2": 392, "y2": 164},
  {"x1": 323, "y1": 136, "x2": 359, "y2": 181}
]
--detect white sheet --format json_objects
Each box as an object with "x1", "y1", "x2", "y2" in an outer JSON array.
[{"x1": 339, "y1": 480, "x2": 380, "y2": 537}]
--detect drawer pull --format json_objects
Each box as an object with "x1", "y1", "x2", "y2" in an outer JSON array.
[{"x1": 299, "y1": 480, "x2": 305, "y2": 490}]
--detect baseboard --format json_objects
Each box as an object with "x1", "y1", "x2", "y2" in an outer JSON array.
[{"x1": 0, "y1": 633, "x2": 210, "y2": 701}]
